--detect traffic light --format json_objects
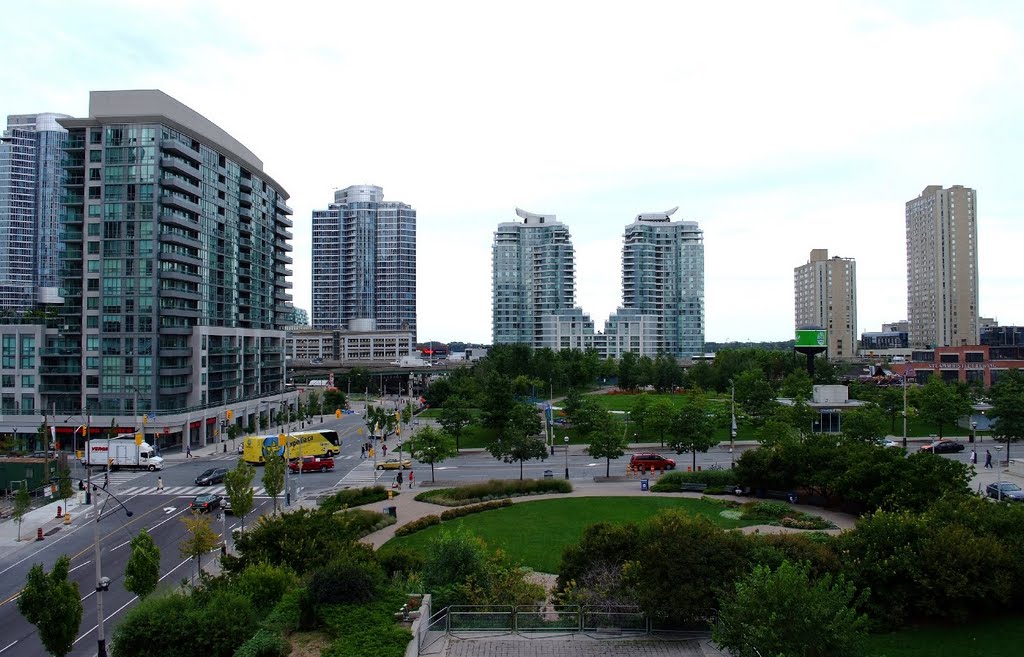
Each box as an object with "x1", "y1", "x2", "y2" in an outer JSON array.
[
  {"x1": 226, "y1": 409, "x2": 233, "y2": 421},
  {"x1": 335, "y1": 409, "x2": 341, "y2": 419},
  {"x1": 278, "y1": 433, "x2": 286, "y2": 446},
  {"x1": 135, "y1": 433, "x2": 143, "y2": 445}
]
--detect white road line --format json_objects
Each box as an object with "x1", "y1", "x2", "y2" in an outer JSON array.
[
  {"x1": 112, "y1": 539, "x2": 131, "y2": 550},
  {"x1": 0, "y1": 640, "x2": 18, "y2": 654},
  {"x1": 69, "y1": 559, "x2": 92, "y2": 573}
]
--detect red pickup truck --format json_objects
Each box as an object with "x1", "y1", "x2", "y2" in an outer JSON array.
[{"x1": 288, "y1": 456, "x2": 335, "y2": 473}]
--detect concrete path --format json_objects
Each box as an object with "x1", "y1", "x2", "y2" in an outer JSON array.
[{"x1": 443, "y1": 635, "x2": 721, "y2": 657}]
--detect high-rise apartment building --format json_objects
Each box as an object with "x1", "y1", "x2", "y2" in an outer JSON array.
[
  {"x1": 492, "y1": 208, "x2": 576, "y2": 346},
  {"x1": 618, "y1": 208, "x2": 704, "y2": 358},
  {"x1": 794, "y1": 249, "x2": 858, "y2": 360},
  {"x1": 905, "y1": 185, "x2": 979, "y2": 347},
  {"x1": 46, "y1": 90, "x2": 293, "y2": 424},
  {"x1": 0, "y1": 113, "x2": 70, "y2": 310},
  {"x1": 311, "y1": 185, "x2": 416, "y2": 335}
]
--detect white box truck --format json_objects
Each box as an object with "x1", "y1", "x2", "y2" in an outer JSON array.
[{"x1": 81, "y1": 437, "x2": 164, "y2": 471}]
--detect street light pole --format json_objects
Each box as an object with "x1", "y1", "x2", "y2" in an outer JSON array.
[
  {"x1": 730, "y1": 380, "x2": 737, "y2": 468},
  {"x1": 564, "y1": 436, "x2": 569, "y2": 480},
  {"x1": 87, "y1": 482, "x2": 132, "y2": 657},
  {"x1": 902, "y1": 370, "x2": 908, "y2": 449}
]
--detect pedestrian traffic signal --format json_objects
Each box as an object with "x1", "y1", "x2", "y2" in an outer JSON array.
[{"x1": 335, "y1": 409, "x2": 341, "y2": 419}]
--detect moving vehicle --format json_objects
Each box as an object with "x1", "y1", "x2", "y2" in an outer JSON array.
[
  {"x1": 919, "y1": 439, "x2": 965, "y2": 454},
  {"x1": 986, "y1": 482, "x2": 1024, "y2": 502},
  {"x1": 376, "y1": 458, "x2": 412, "y2": 470},
  {"x1": 81, "y1": 436, "x2": 164, "y2": 471},
  {"x1": 190, "y1": 493, "x2": 222, "y2": 513},
  {"x1": 629, "y1": 453, "x2": 676, "y2": 472},
  {"x1": 195, "y1": 467, "x2": 228, "y2": 486},
  {"x1": 288, "y1": 456, "x2": 335, "y2": 473},
  {"x1": 222, "y1": 497, "x2": 233, "y2": 514},
  {"x1": 241, "y1": 429, "x2": 340, "y2": 464}
]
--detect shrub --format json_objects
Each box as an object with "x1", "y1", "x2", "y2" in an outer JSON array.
[
  {"x1": 111, "y1": 592, "x2": 197, "y2": 657},
  {"x1": 189, "y1": 590, "x2": 258, "y2": 657},
  {"x1": 234, "y1": 588, "x2": 304, "y2": 657},
  {"x1": 748, "y1": 501, "x2": 791, "y2": 520},
  {"x1": 651, "y1": 469, "x2": 738, "y2": 491},
  {"x1": 233, "y1": 629, "x2": 289, "y2": 657},
  {"x1": 393, "y1": 514, "x2": 440, "y2": 537},
  {"x1": 414, "y1": 478, "x2": 572, "y2": 505},
  {"x1": 440, "y1": 498, "x2": 512, "y2": 520},
  {"x1": 307, "y1": 558, "x2": 385, "y2": 606},
  {"x1": 319, "y1": 485, "x2": 390, "y2": 513},
  {"x1": 232, "y1": 562, "x2": 299, "y2": 610},
  {"x1": 377, "y1": 547, "x2": 425, "y2": 579}
]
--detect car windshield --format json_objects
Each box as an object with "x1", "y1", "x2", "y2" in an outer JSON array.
[{"x1": 199, "y1": 469, "x2": 215, "y2": 477}]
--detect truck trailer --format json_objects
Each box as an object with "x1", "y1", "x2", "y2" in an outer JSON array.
[{"x1": 81, "y1": 437, "x2": 164, "y2": 471}]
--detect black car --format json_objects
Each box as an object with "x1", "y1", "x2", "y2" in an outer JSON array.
[
  {"x1": 919, "y1": 439, "x2": 965, "y2": 454},
  {"x1": 195, "y1": 467, "x2": 228, "y2": 486},
  {"x1": 190, "y1": 494, "x2": 222, "y2": 513},
  {"x1": 986, "y1": 482, "x2": 1024, "y2": 502}
]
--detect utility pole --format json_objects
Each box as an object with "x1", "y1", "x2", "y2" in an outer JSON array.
[{"x1": 902, "y1": 371, "x2": 908, "y2": 449}]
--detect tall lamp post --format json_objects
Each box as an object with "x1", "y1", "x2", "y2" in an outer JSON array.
[
  {"x1": 971, "y1": 421, "x2": 977, "y2": 445},
  {"x1": 730, "y1": 380, "x2": 737, "y2": 468},
  {"x1": 563, "y1": 436, "x2": 570, "y2": 480},
  {"x1": 902, "y1": 370, "x2": 908, "y2": 449}
]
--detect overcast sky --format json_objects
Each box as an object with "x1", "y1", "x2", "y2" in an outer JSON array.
[{"x1": 5, "y1": 0, "x2": 1022, "y2": 345}]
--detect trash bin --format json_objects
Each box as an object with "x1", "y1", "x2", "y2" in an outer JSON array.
[
  {"x1": 383, "y1": 506, "x2": 397, "y2": 518},
  {"x1": 543, "y1": 469, "x2": 554, "y2": 479},
  {"x1": 640, "y1": 479, "x2": 649, "y2": 491}
]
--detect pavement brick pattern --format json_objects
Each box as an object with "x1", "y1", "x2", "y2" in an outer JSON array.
[{"x1": 444, "y1": 636, "x2": 716, "y2": 656}]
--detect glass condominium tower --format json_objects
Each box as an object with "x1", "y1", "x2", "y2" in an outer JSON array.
[
  {"x1": 49, "y1": 90, "x2": 292, "y2": 416},
  {"x1": 311, "y1": 185, "x2": 416, "y2": 335},
  {"x1": 0, "y1": 113, "x2": 70, "y2": 311},
  {"x1": 620, "y1": 208, "x2": 704, "y2": 358},
  {"x1": 492, "y1": 208, "x2": 576, "y2": 346}
]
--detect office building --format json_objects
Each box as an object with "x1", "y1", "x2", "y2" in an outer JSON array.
[
  {"x1": 286, "y1": 326, "x2": 415, "y2": 362},
  {"x1": 1, "y1": 90, "x2": 298, "y2": 450},
  {"x1": 794, "y1": 249, "x2": 858, "y2": 360},
  {"x1": 492, "y1": 208, "x2": 575, "y2": 346},
  {"x1": 617, "y1": 207, "x2": 704, "y2": 358},
  {"x1": 0, "y1": 113, "x2": 71, "y2": 311},
  {"x1": 311, "y1": 185, "x2": 416, "y2": 335},
  {"x1": 906, "y1": 185, "x2": 979, "y2": 348}
]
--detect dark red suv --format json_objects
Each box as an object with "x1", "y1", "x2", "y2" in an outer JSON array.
[
  {"x1": 629, "y1": 453, "x2": 676, "y2": 472},
  {"x1": 288, "y1": 456, "x2": 335, "y2": 473}
]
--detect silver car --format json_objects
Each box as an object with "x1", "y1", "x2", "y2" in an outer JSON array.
[{"x1": 986, "y1": 482, "x2": 1024, "y2": 502}]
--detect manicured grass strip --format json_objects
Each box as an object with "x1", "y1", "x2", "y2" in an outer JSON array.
[
  {"x1": 381, "y1": 496, "x2": 760, "y2": 574},
  {"x1": 866, "y1": 614, "x2": 1024, "y2": 657}
]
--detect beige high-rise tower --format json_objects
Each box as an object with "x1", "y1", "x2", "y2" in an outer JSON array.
[
  {"x1": 794, "y1": 249, "x2": 857, "y2": 360},
  {"x1": 905, "y1": 185, "x2": 979, "y2": 348}
]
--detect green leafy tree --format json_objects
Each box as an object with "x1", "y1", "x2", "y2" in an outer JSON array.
[
  {"x1": 437, "y1": 395, "x2": 472, "y2": 451},
  {"x1": 571, "y1": 396, "x2": 612, "y2": 441},
  {"x1": 650, "y1": 353, "x2": 682, "y2": 393},
  {"x1": 225, "y1": 459, "x2": 256, "y2": 529},
  {"x1": 916, "y1": 377, "x2": 971, "y2": 438},
  {"x1": 714, "y1": 560, "x2": 870, "y2": 657},
  {"x1": 840, "y1": 405, "x2": 888, "y2": 442},
  {"x1": 479, "y1": 372, "x2": 517, "y2": 431},
  {"x1": 586, "y1": 417, "x2": 628, "y2": 476},
  {"x1": 56, "y1": 465, "x2": 74, "y2": 512},
  {"x1": 365, "y1": 404, "x2": 398, "y2": 441},
  {"x1": 878, "y1": 385, "x2": 905, "y2": 433},
  {"x1": 17, "y1": 555, "x2": 83, "y2": 657},
  {"x1": 628, "y1": 394, "x2": 652, "y2": 443},
  {"x1": 617, "y1": 351, "x2": 642, "y2": 391},
  {"x1": 646, "y1": 397, "x2": 675, "y2": 448},
  {"x1": 410, "y1": 426, "x2": 458, "y2": 482},
  {"x1": 262, "y1": 451, "x2": 285, "y2": 513},
  {"x1": 668, "y1": 394, "x2": 719, "y2": 471},
  {"x1": 560, "y1": 388, "x2": 585, "y2": 424},
  {"x1": 179, "y1": 514, "x2": 220, "y2": 579},
  {"x1": 12, "y1": 486, "x2": 31, "y2": 541},
  {"x1": 305, "y1": 389, "x2": 322, "y2": 417},
  {"x1": 124, "y1": 528, "x2": 161, "y2": 598},
  {"x1": 323, "y1": 388, "x2": 347, "y2": 415},
  {"x1": 780, "y1": 369, "x2": 813, "y2": 400},
  {"x1": 487, "y1": 403, "x2": 547, "y2": 479},
  {"x1": 735, "y1": 369, "x2": 778, "y2": 426},
  {"x1": 990, "y1": 368, "x2": 1024, "y2": 464}
]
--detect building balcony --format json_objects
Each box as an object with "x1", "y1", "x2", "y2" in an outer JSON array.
[
  {"x1": 160, "y1": 139, "x2": 201, "y2": 163},
  {"x1": 158, "y1": 346, "x2": 193, "y2": 357},
  {"x1": 239, "y1": 192, "x2": 252, "y2": 207},
  {"x1": 160, "y1": 156, "x2": 199, "y2": 177},
  {"x1": 160, "y1": 193, "x2": 201, "y2": 215},
  {"x1": 161, "y1": 173, "x2": 201, "y2": 196},
  {"x1": 239, "y1": 205, "x2": 252, "y2": 219},
  {"x1": 275, "y1": 197, "x2": 293, "y2": 215},
  {"x1": 160, "y1": 210, "x2": 200, "y2": 231},
  {"x1": 238, "y1": 176, "x2": 253, "y2": 192},
  {"x1": 160, "y1": 231, "x2": 201, "y2": 249},
  {"x1": 159, "y1": 365, "x2": 192, "y2": 376},
  {"x1": 160, "y1": 250, "x2": 202, "y2": 267}
]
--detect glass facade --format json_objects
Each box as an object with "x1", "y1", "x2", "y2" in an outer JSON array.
[{"x1": 311, "y1": 185, "x2": 417, "y2": 336}]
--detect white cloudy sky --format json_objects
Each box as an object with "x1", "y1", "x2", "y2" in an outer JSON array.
[{"x1": 5, "y1": 0, "x2": 1023, "y2": 344}]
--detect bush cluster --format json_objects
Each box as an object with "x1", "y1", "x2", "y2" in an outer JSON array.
[
  {"x1": 650, "y1": 469, "x2": 738, "y2": 491},
  {"x1": 393, "y1": 514, "x2": 441, "y2": 537},
  {"x1": 319, "y1": 485, "x2": 390, "y2": 513},
  {"x1": 414, "y1": 478, "x2": 572, "y2": 506},
  {"x1": 440, "y1": 498, "x2": 512, "y2": 520},
  {"x1": 306, "y1": 558, "x2": 385, "y2": 606}
]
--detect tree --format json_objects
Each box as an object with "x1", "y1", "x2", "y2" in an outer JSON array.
[
  {"x1": 735, "y1": 369, "x2": 778, "y2": 426},
  {"x1": 570, "y1": 396, "x2": 612, "y2": 441},
  {"x1": 916, "y1": 377, "x2": 971, "y2": 438},
  {"x1": 225, "y1": 459, "x2": 256, "y2": 530},
  {"x1": 629, "y1": 394, "x2": 652, "y2": 443},
  {"x1": 617, "y1": 352, "x2": 642, "y2": 391},
  {"x1": 437, "y1": 395, "x2": 472, "y2": 451},
  {"x1": 780, "y1": 369, "x2": 813, "y2": 400},
  {"x1": 365, "y1": 404, "x2": 398, "y2": 441},
  {"x1": 668, "y1": 394, "x2": 719, "y2": 471},
  {"x1": 180, "y1": 514, "x2": 220, "y2": 579},
  {"x1": 587, "y1": 417, "x2": 628, "y2": 476},
  {"x1": 841, "y1": 406, "x2": 887, "y2": 443},
  {"x1": 487, "y1": 403, "x2": 547, "y2": 479},
  {"x1": 479, "y1": 372, "x2": 517, "y2": 431},
  {"x1": 305, "y1": 389, "x2": 322, "y2": 418},
  {"x1": 17, "y1": 555, "x2": 82, "y2": 657},
  {"x1": 12, "y1": 485, "x2": 31, "y2": 541},
  {"x1": 409, "y1": 426, "x2": 459, "y2": 482},
  {"x1": 989, "y1": 368, "x2": 1024, "y2": 464},
  {"x1": 124, "y1": 528, "x2": 161, "y2": 598},
  {"x1": 262, "y1": 451, "x2": 285, "y2": 513},
  {"x1": 323, "y1": 388, "x2": 347, "y2": 414},
  {"x1": 878, "y1": 385, "x2": 904, "y2": 433},
  {"x1": 56, "y1": 465, "x2": 74, "y2": 514},
  {"x1": 646, "y1": 397, "x2": 675, "y2": 448},
  {"x1": 650, "y1": 354, "x2": 681, "y2": 393},
  {"x1": 714, "y1": 560, "x2": 870, "y2": 657}
]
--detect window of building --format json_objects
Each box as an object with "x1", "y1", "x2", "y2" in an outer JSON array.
[
  {"x1": 21, "y1": 375, "x2": 33, "y2": 388},
  {"x1": 965, "y1": 352, "x2": 984, "y2": 363},
  {"x1": 939, "y1": 353, "x2": 959, "y2": 363}
]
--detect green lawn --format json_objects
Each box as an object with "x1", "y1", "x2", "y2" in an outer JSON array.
[
  {"x1": 867, "y1": 615, "x2": 1024, "y2": 656},
  {"x1": 381, "y1": 496, "x2": 758, "y2": 573}
]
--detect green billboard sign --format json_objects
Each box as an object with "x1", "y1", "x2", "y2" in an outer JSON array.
[{"x1": 795, "y1": 329, "x2": 827, "y2": 348}]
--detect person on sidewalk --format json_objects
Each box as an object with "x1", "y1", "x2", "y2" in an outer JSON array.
[
  {"x1": 970, "y1": 449, "x2": 977, "y2": 466},
  {"x1": 382, "y1": 444, "x2": 388, "y2": 458},
  {"x1": 408, "y1": 470, "x2": 414, "y2": 489},
  {"x1": 186, "y1": 443, "x2": 193, "y2": 458},
  {"x1": 396, "y1": 471, "x2": 403, "y2": 488},
  {"x1": 985, "y1": 449, "x2": 993, "y2": 468},
  {"x1": 157, "y1": 476, "x2": 164, "y2": 492}
]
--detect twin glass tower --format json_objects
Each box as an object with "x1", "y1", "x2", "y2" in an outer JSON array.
[{"x1": 491, "y1": 207, "x2": 705, "y2": 358}]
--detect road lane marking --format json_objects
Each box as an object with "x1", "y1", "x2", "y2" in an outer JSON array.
[
  {"x1": 0, "y1": 640, "x2": 17, "y2": 654},
  {"x1": 69, "y1": 559, "x2": 92, "y2": 573}
]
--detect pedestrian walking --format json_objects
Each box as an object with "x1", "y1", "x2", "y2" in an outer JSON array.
[
  {"x1": 157, "y1": 476, "x2": 164, "y2": 492},
  {"x1": 970, "y1": 449, "x2": 977, "y2": 465},
  {"x1": 396, "y1": 471, "x2": 403, "y2": 488},
  {"x1": 408, "y1": 470, "x2": 414, "y2": 489},
  {"x1": 985, "y1": 449, "x2": 993, "y2": 468},
  {"x1": 186, "y1": 442, "x2": 193, "y2": 458},
  {"x1": 382, "y1": 444, "x2": 388, "y2": 457},
  {"x1": 360, "y1": 444, "x2": 366, "y2": 459}
]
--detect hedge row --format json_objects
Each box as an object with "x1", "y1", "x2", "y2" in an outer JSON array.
[
  {"x1": 233, "y1": 587, "x2": 302, "y2": 657},
  {"x1": 319, "y1": 485, "x2": 392, "y2": 513},
  {"x1": 415, "y1": 478, "x2": 572, "y2": 506},
  {"x1": 393, "y1": 514, "x2": 441, "y2": 537},
  {"x1": 650, "y1": 469, "x2": 738, "y2": 491},
  {"x1": 440, "y1": 498, "x2": 512, "y2": 521}
]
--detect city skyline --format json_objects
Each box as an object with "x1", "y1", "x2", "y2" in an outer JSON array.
[{"x1": 2, "y1": 2, "x2": 1023, "y2": 344}]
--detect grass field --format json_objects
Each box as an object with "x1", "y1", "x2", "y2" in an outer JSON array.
[
  {"x1": 866, "y1": 615, "x2": 1024, "y2": 656},
  {"x1": 381, "y1": 496, "x2": 758, "y2": 573}
]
